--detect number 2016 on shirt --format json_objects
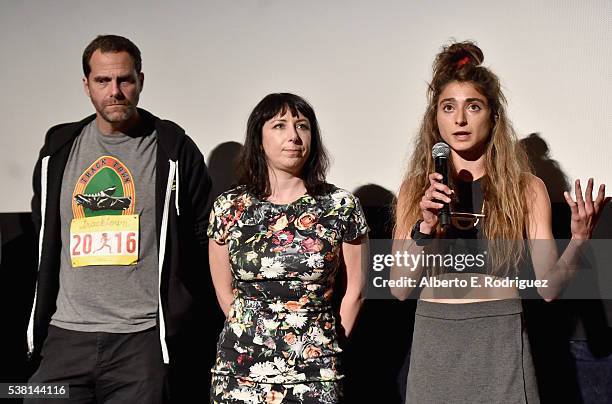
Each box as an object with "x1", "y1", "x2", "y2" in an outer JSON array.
[{"x1": 70, "y1": 231, "x2": 138, "y2": 267}]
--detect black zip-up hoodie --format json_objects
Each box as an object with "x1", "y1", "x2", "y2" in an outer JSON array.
[{"x1": 28, "y1": 109, "x2": 212, "y2": 363}]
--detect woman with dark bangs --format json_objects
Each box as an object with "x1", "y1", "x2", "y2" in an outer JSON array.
[
  {"x1": 208, "y1": 93, "x2": 369, "y2": 403},
  {"x1": 391, "y1": 41, "x2": 606, "y2": 403}
]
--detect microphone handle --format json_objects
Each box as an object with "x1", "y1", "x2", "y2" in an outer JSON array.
[{"x1": 435, "y1": 156, "x2": 451, "y2": 227}]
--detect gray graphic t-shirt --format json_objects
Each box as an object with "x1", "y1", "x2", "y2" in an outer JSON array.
[{"x1": 51, "y1": 120, "x2": 158, "y2": 333}]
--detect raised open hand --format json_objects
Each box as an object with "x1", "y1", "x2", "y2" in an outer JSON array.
[{"x1": 563, "y1": 178, "x2": 607, "y2": 240}]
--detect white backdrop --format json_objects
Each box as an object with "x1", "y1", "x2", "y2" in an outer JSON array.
[{"x1": 1, "y1": 0, "x2": 610, "y2": 212}]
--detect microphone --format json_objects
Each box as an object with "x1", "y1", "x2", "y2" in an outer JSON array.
[{"x1": 432, "y1": 142, "x2": 451, "y2": 227}]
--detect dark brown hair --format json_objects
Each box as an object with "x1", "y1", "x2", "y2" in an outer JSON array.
[
  {"x1": 82, "y1": 35, "x2": 142, "y2": 77},
  {"x1": 238, "y1": 93, "x2": 330, "y2": 198}
]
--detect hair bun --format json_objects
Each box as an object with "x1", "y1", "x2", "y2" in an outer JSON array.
[{"x1": 433, "y1": 41, "x2": 484, "y2": 76}]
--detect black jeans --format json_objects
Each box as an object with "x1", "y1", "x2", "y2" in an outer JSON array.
[
  {"x1": 26, "y1": 325, "x2": 167, "y2": 403},
  {"x1": 570, "y1": 340, "x2": 612, "y2": 404}
]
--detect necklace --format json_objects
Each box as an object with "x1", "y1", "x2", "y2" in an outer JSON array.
[{"x1": 450, "y1": 199, "x2": 485, "y2": 230}]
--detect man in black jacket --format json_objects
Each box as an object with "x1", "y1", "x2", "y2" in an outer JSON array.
[{"x1": 27, "y1": 35, "x2": 213, "y2": 403}]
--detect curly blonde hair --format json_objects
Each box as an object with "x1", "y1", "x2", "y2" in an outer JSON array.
[{"x1": 395, "y1": 41, "x2": 532, "y2": 274}]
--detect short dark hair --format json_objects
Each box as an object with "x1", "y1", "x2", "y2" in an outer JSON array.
[
  {"x1": 238, "y1": 93, "x2": 330, "y2": 198},
  {"x1": 82, "y1": 35, "x2": 142, "y2": 77}
]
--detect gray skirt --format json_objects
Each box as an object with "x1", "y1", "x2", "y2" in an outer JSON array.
[{"x1": 406, "y1": 299, "x2": 539, "y2": 404}]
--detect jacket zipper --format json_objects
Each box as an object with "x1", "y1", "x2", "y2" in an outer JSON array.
[
  {"x1": 158, "y1": 159, "x2": 178, "y2": 363},
  {"x1": 27, "y1": 156, "x2": 50, "y2": 356}
]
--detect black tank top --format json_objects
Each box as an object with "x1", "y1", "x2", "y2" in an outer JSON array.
[
  {"x1": 445, "y1": 176, "x2": 485, "y2": 239},
  {"x1": 430, "y1": 176, "x2": 531, "y2": 278},
  {"x1": 433, "y1": 177, "x2": 490, "y2": 275}
]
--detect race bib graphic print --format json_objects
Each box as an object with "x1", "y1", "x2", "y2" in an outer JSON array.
[{"x1": 70, "y1": 156, "x2": 139, "y2": 267}]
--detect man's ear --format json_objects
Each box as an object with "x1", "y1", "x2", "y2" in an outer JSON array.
[{"x1": 83, "y1": 76, "x2": 90, "y2": 98}]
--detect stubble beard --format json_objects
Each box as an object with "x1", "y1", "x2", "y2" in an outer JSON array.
[{"x1": 99, "y1": 104, "x2": 136, "y2": 124}]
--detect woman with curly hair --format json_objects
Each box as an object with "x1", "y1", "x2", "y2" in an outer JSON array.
[
  {"x1": 208, "y1": 93, "x2": 369, "y2": 403},
  {"x1": 392, "y1": 41, "x2": 606, "y2": 403}
]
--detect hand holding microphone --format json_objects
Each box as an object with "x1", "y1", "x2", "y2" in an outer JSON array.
[{"x1": 418, "y1": 142, "x2": 453, "y2": 234}]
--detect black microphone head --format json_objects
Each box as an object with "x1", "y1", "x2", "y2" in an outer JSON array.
[{"x1": 432, "y1": 142, "x2": 450, "y2": 159}]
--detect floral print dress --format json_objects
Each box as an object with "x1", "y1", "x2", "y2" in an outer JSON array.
[{"x1": 208, "y1": 185, "x2": 368, "y2": 402}]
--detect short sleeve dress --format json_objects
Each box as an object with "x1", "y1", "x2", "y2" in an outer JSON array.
[{"x1": 207, "y1": 185, "x2": 368, "y2": 396}]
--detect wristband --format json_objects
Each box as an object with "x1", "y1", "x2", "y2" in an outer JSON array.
[{"x1": 411, "y1": 220, "x2": 435, "y2": 246}]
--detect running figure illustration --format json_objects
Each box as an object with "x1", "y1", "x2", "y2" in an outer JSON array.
[{"x1": 95, "y1": 233, "x2": 112, "y2": 254}]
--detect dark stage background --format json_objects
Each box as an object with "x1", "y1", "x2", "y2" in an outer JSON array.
[
  {"x1": 1, "y1": 201, "x2": 610, "y2": 403},
  {"x1": 2, "y1": 137, "x2": 611, "y2": 403}
]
